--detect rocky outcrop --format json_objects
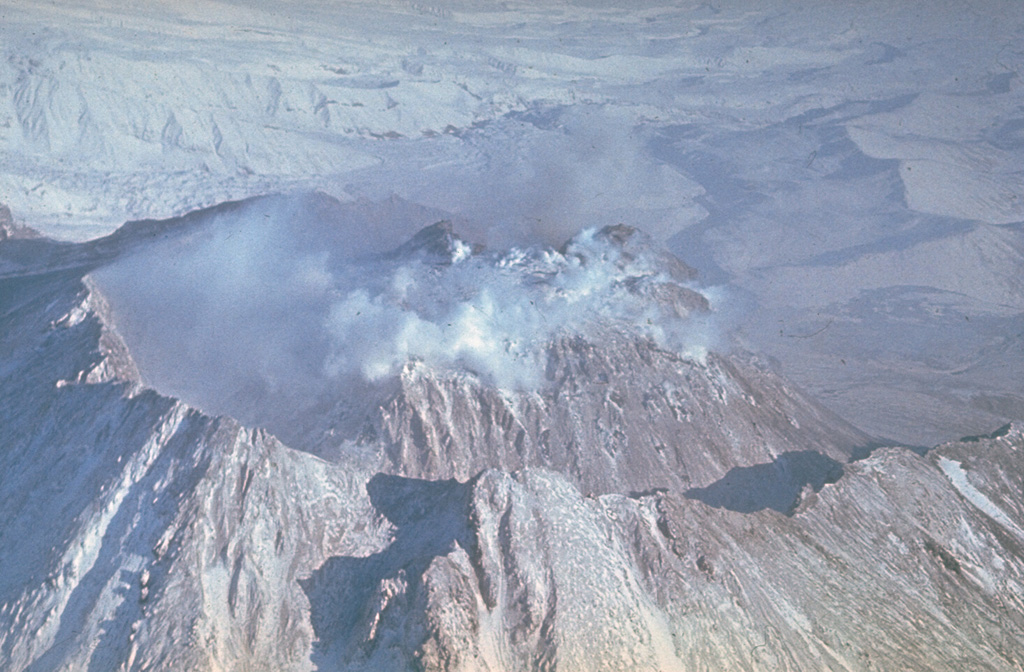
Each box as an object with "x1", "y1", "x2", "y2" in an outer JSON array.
[
  {"x1": 374, "y1": 337, "x2": 865, "y2": 499},
  {"x1": 2, "y1": 210, "x2": 1022, "y2": 671},
  {"x1": 0, "y1": 268, "x2": 388, "y2": 671},
  {"x1": 300, "y1": 430, "x2": 1024, "y2": 672},
  {"x1": 0, "y1": 204, "x2": 41, "y2": 242}
]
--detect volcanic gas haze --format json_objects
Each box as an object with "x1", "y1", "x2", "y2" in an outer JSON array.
[
  {"x1": 89, "y1": 192, "x2": 722, "y2": 452},
  {"x1": 1, "y1": 196, "x2": 1023, "y2": 671}
]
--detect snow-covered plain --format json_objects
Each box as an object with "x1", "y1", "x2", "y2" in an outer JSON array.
[{"x1": 2, "y1": 0, "x2": 1023, "y2": 443}]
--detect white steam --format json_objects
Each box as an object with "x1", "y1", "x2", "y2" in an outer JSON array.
[
  {"x1": 324, "y1": 228, "x2": 717, "y2": 389},
  {"x1": 91, "y1": 195, "x2": 719, "y2": 445}
]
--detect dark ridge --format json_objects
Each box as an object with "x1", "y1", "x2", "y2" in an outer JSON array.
[
  {"x1": 628, "y1": 487, "x2": 668, "y2": 499},
  {"x1": 848, "y1": 439, "x2": 929, "y2": 462},
  {"x1": 684, "y1": 451, "x2": 844, "y2": 514},
  {"x1": 0, "y1": 236, "x2": 81, "y2": 279},
  {"x1": 959, "y1": 422, "x2": 1013, "y2": 444},
  {"x1": 300, "y1": 473, "x2": 473, "y2": 668},
  {"x1": 923, "y1": 538, "x2": 962, "y2": 574}
]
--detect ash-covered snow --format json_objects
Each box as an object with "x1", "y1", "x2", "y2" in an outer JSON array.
[
  {"x1": 3, "y1": 1, "x2": 1024, "y2": 669},
  {"x1": 3, "y1": 0, "x2": 1022, "y2": 443},
  {"x1": 939, "y1": 455, "x2": 1024, "y2": 544},
  {"x1": 3, "y1": 209, "x2": 1024, "y2": 671}
]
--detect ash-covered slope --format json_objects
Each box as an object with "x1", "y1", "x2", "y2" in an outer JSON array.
[
  {"x1": 304, "y1": 435, "x2": 1024, "y2": 672},
  {"x1": 0, "y1": 267, "x2": 395, "y2": 671},
  {"x1": 86, "y1": 194, "x2": 868, "y2": 498},
  {"x1": 376, "y1": 338, "x2": 864, "y2": 501},
  {"x1": 2, "y1": 198, "x2": 1023, "y2": 671}
]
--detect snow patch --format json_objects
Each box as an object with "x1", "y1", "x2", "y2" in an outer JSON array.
[{"x1": 938, "y1": 456, "x2": 1024, "y2": 545}]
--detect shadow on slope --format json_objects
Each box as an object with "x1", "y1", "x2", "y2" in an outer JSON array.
[
  {"x1": 299, "y1": 474, "x2": 473, "y2": 669},
  {"x1": 683, "y1": 450, "x2": 844, "y2": 514}
]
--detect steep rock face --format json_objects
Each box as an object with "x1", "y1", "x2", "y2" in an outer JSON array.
[
  {"x1": 304, "y1": 432, "x2": 1024, "y2": 672},
  {"x1": 650, "y1": 432, "x2": 1024, "y2": 672},
  {"x1": 0, "y1": 264, "x2": 388, "y2": 672},
  {"x1": 3, "y1": 208, "x2": 1024, "y2": 671},
  {"x1": 302, "y1": 469, "x2": 684, "y2": 672},
  {"x1": 0, "y1": 204, "x2": 40, "y2": 242},
  {"x1": 375, "y1": 336, "x2": 866, "y2": 498}
]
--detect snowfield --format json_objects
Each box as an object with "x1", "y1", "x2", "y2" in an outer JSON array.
[
  {"x1": 2, "y1": 1, "x2": 1024, "y2": 670},
  {"x1": 2, "y1": 0, "x2": 1021, "y2": 444}
]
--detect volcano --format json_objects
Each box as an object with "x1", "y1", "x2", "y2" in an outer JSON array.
[{"x1": 1, "y1": 196, "x2": 1022, "y2": 671}]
